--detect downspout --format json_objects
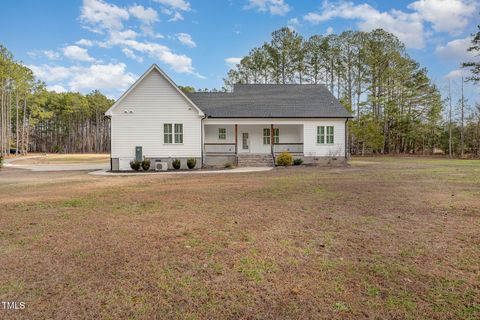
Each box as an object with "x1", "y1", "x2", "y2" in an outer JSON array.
[
  {"x1": 200, "y1": 114, "x2": 207, "y2": 168},
  {"x1": 345, "y1": 118, "x2": 349, "y2": 161},
  {"x1": 106, "y1": 115, "x2": 112, "y2": 171}
]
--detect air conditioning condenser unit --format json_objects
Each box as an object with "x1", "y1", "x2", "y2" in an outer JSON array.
[{"x1": 155, "y1": 161, "x2": 168, "y2": 171}]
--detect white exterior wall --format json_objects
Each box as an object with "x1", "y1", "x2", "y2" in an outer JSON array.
[
  {"x1": 110, "y1": 69, "x2": 202, "y2": 169},
  {"x1": 303, "y1": 119, "x2": 346, "y2": 157},
  {"x1": 204, "y1": 125, "x2": 235, "y2": 143},
  {"x1": 203, "y1": 118, "x2": 346, "y2": 157}
]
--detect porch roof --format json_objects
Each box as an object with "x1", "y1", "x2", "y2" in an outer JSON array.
[{"x1": 186, "y1": 84, "x2": 352, "y2": 119}]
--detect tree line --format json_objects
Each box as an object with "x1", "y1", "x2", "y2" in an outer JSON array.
[
  {"x1": 224, "y1": 27, "x2": 479, "y2": 158},
  {"x1": 0, "y1": 45, "x2": 113, "y2": 156}
]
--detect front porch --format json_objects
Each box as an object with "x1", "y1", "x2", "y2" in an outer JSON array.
[{"x1": 203, "y1": 123, "x2": 304, "y2": 166}]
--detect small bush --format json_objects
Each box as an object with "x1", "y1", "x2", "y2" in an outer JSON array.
[
  {"x1": 224, "y1": 162, "x2": 233, "y2": 169},
  {"x1": 141, "y1": 159, "x2": 151, "y2": 171},
  {"x1": 276, "y1": 151, "x2": 293, "y2": 166},
  {"x1": 293, "y1": 158, "x2": 304, "y2": 166},
  {"x1": 52, "y1": 145, "x2": 63, "y2": 153},
  {"x1": 187, "y1": 158, "x2": 196, "y2": 169},
  {"x1": 172, "y1": 159, "x2": 181, "y2": 170},
  {"x1": 130, "y1": 159, "x2": 141, "y2": 171},
  {"x1": 0, "y1": 156, "x2": 3, "y2": 169}
]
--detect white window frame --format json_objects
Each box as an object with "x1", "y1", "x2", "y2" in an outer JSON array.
[
  {"x1": 273, "y1": 128, "x2": 279, "y2": 144},
  {"x1": 317, "y1": 126, "x2": 334, "y2": 144},
  {"x1": 218, "y1": 128, "x2": 226, "y2": 140},
  {"x1": 164, "y1": 123, "x2": 183, "y2": 144},
  {"x1": 326, "y1": 126, "x2": 334, "y2": 144},
  {"x1": 263, "y1": 128, "x2": 271, "y2": 145},
  {"x1": 174, "y1": 123, "x2": 183, "y2": 144},
  {"x1": 164, "y1": 124, "x2": 173, "y2": 144}
]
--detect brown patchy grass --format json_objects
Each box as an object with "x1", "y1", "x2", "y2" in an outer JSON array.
[
  {"x1": 0, "y1": 157, "x2": 479, "y2": 319},
  {"x1": 12, "y1": 153, "x2": 110, "y2": 165}
]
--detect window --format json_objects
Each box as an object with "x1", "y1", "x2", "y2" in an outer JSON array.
[
  {"x1": 326, "y1": 126, "x2": 334, "y2": 144},
  {"x1": 273, "y1": 128, "x2": 279, "y2": 144},
  {"x1": 164, "y1": 124, "x2": 172, "y2": 144},
  {"x1": 164, "y1": 123, "x2": 183, "y2": 144},
  {"x1": 317, "y1": 126, "x2": 334, "y2": 144},
  {"x1": 263, "y1": 128, "x2": 271, "y2": 145},
  {"x1": 174, "y1": 124, "x2": 183, "y2": 144},
  {"x1": 218, "y1": 128, "x2": 226, "y2": 140}
]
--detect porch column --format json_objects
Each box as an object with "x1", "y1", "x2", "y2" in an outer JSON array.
[
  {"x1": 234, "y1": 124, "x2": 238, "y2": 155},
  {"x1": 271, "y1": 124, "x2": 274, "y2": 155}
]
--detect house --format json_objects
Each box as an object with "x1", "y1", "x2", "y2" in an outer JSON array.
[{"x1": 105, "y1": 64, "x2": 352, "y2": 170}]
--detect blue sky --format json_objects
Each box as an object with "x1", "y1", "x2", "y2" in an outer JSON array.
[{"x1": 0, "y1": 0, "x2": 478, "y2": 103}]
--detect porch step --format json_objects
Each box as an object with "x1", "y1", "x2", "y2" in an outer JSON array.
[{"x1": 237, "y1": 154, "x2": 274, "y2": 167}]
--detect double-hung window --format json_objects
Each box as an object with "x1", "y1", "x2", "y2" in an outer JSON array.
[
  {"x1": 218, "y1": 128, "x2": 226, "y2": 140},
  {"x1": 273, "y1": 128, "x2": 279, "y2": 144},
  {"x1": 326, "y1": 126, "x2": 334, "y2": 144},
  {"x1": 164, "y1": 123, "x2": 183, "y2": 144},
  {"x1": 174, "y1": 124, "x2": 183, "y2": 144},
  {"x1": 317, "y1": 126, "x2": 334, "y2": 144},
  {"x1": 164, "y1": 124, "x2": 173, "y2": 144},
  {"x1": 263, "y1": 128, "x2": 271, "y2": 145}
]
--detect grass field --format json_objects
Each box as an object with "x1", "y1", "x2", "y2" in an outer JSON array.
[
  {"x1": 10, "y1": 153, "x2": 110, "y2": 165},
  {"x1": 0, "y1": 157, "x2": 479, "y2": 319}
]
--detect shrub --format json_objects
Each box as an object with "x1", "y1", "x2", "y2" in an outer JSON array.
[
  {"x1": 276, "y1": 151, "x2": 293, "y2": 166},
  {"x1": 187, "y1": 158, "x2": 196, "y2": 169},
  {"x1": 130, "y1": 159, "x2": 141, "y2": 171},
  {"x1": 0, "y1": 156, "x2": 3, "y2": 169},
  {"x1": 141, "y1": 159, "x2": 151, "y2": 171},
  {"x1": 224, "y1": 162, "x2": 233, "y2": 169},
  {"x1": 52, "y1": 145, "x2": 63, "y2": 153},
  {"x1": 293, "y1": 158, "x2": 304, "y2": 166},
  {"x1": 172, "y1": 159, "x2": 181, "y2": 170}
]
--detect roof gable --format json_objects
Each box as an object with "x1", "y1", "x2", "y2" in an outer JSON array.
[{"x1": 105, "y1": 64, "x2": 204, "y2": 117}]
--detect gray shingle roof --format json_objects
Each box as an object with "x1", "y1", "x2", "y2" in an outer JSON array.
[{"x1": 186, "y1": 84, "x2": 352, "y2": 118}]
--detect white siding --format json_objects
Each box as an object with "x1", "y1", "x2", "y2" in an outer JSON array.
[
  {"x1": 303, "y1": 119, "x2": 346, "y2": 157},
  {"x1": 111, "y1": 69, "x2": 202, "y2": 169},
  {"x1": 204, "y1": 125, "x2": 235, "y2": 143}
]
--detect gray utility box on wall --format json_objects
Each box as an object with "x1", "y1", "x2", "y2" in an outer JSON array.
[{"x1": 135, "y1": 146, "x2": 142, "y2": 161}]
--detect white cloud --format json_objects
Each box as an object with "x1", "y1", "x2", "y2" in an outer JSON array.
[
  {"x1": 155, "y1": 0, "x2": 191, "y2": 11},
  {"x1": 408, "y1": 0, "x2": 477, "y2": 34},
  {"x1": 43, "y1": 50, "x2": 60, "y2": 60},
  {"x1": 436, "y1": 36, "x2": 477, "y2": 62},
  {"x1": 69, "y1": 63, "x2": 136, "y2": 91},
  {"x1": 176, "y1": 33, "x2": 196, "y2": 48},
  {"x1": 76, "y1": 39, "x2": 94, "y2": 46},
  {"x1": 287, "y1": 18, "x2": 300, "y2": 30},
  {"x1": 303, "y1": 1, "x2": 426, "y2": 49},
  {"x1": 245, "y1": 0, "x2": 291, "y2": 16},
  {"x1": 225, "y1": 57, "x2": 242, "y2": 68},
  {"x1": 303, "y1": 0, "x2": 478, "y2": 49},
  {"x1": 128, "y1": 5, "x2": 159, "y2": 24},
  {"x1": 155, "y1": 0, "x2": 190, "y2": 21},
  {"x1": 122, "y1": 48, "x2": 143, "y2": 63},
  {"x1": 119, "y1": 39, "x2": 204, "y2": 77},
  {"x1": 47, "y1": 84, "x2": 67, "y2": 93},
  {"x1": 29, "y1": 63, "x2": 136, "y2": 93},
  {"x1": 62, "y1": 45, "x2": 95, "y2": 62},
  {"x1": 325, "y1": 26, "x2": 334, "y2": 35},
  {"x1": 107, "y1": 29, "x2": 139, "y2": 46},
  {"x1": 444, "y1": 68, "x2": 474, "y2": 80},
  {"x1": 80, "y1": 0, "x2": 129, "y2": 32},
  {"x1": 28, "y1": 64, "x2": 76, "y2": 82},
  {"x1": 169, "y1": 11, "x2": 184, "y2": 21}
]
